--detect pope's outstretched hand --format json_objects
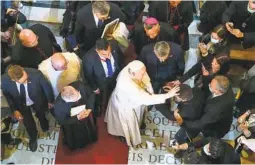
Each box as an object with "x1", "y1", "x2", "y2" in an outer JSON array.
[{"x1": 166, "y1": 86, "x2": 180, "y2": 98}]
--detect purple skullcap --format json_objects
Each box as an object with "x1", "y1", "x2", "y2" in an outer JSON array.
[{"x1": 144, "y1": 17, "x2": 159, "y2": 25}]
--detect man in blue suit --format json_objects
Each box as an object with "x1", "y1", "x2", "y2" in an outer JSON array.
[
  {"x1": 82, "y1": 38, "x2": 124, "y2": 116},
  {"x1": 1, "y1": 65, "x2": 54, "y2": 152},
  {"x1": 139, "y1": 41, "x2": 185, "y2": 93}
]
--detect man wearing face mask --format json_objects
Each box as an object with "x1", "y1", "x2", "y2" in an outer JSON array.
[
  {"x1": 11, "y1": 24, "x2": 62, "y2": 69},
  {"x1": 130, "y1": 17, "x2": 179, "y2": 55},
  {"x1": 223, "y1": 0, "x2": 255, "y2": 48},
  {"x1": 38, "y1": 52, "x2": 83, "y2": 99},
  {"x1": 83, "y1": 38, "x2": 124, "y2": 116},
  {"x1": 179, "y1": 76, "x2": 234, "y2": 140},
  {"x1": 53, "y1": 81, "x2": 97, "y2": 150},
  {"x1": 74, "y1": 1, "x2": 126, "y2": 54},
  {"x1": 1, "y1": 65, "x2": 54, "y2": 152}
]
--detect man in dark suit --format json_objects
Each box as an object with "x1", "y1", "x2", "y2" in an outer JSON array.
[
  {"x1": 130, "y1": 17, "x2": 179, "y2": 55},
  {"x1": 139, "y1": 41, "x2": 184, "y2": 93},
  {"x1": 83, "y1": 38, "x2": 124, "y2": 115},
  {"x1": 223, "y1": 0, "x2": 255, "y2": 49},
  {"x1": 181, "y1": 75, "x2": 234, "y2": 139},
  {"x1": 1, "y1": 65, "x2": 54, "y2": 152},
  {"x1": 148, "y1": 0, "x2": 194, "y2": 51},
  {"x1": 74, "y1": 1, "x2": 126, "y2": 54},
  {"x1": 11, "y1": 24, "x2": 62, "y2": 69}
]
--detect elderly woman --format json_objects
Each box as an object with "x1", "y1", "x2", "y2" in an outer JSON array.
[{"x1": 53, "y1": 81, "x2": 97, "y2": 150}]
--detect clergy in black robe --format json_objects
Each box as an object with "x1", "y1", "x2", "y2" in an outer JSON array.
[
  {"x1": 148, "y1": 0, "x2": 193, "y2": 51},
  {"x1": 11, "y1": 23, "x2": 62, "y2": 69},
  {"x1": 53, "y1": 81, "x2": 97, "y2": 149},
  {"x1": 130, "y1": 17, "x2": 179, "y2": 55}
]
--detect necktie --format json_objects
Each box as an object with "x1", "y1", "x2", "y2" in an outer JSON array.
[
  {"x1": 105, "y1": 58, "x2": 113, "y2": 77},
  {"x1": 20, "y1": 84, "x2": 26, "y2": 106},
  {"x1": 98, "y1": 20, "x2": 104, "y2": 27}
]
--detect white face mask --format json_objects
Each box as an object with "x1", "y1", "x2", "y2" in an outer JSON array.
[
  {"x1": 248, "y1": 4, "x2": 255, "y2": 13},
  {"x1": 203, "y1": 144, "x2": 211, "y2": 156},
  {"x1": 211, "y1": 36, "x2": 220, "y2": 44},
  {"x1": 209, "y1": 84, "x2": 213, "y2": 93}
]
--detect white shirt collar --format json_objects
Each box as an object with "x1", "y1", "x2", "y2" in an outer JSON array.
[{"x1": 93, "y1": 12, "x2": 99, "y2": 27}]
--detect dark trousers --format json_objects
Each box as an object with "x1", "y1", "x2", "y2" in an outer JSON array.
[
  {"x1": 153, "y1": 84, "x2": 174, "y2": 120},
  {"x1": 19, "y1": 105, "x2": 48, "y2": 141},
  {"x1": 175, "y1": 127, "x2": 200, "y2": 144},
  {"x1": 95, "y1": 77, "x2": 116, "y2": 115}
]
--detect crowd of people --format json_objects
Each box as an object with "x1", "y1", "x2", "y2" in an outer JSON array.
[{"x1": 1, "y1": 0, "x2": 255, "y2": 164}]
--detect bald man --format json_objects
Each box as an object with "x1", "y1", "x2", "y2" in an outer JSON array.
[
  {"x1": 11, "y1": 23, "x2": 62, "y2": 69},
  {"x1": 39, "y1": 52, "x2": 82, "y2": 98}
]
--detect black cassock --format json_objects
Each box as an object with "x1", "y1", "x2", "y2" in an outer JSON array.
[{"x1": 53, "y1": 81, "x2": 97, "y2": 149}]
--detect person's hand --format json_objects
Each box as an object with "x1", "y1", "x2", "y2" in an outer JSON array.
[
  {"x1": 239, "y1": 122, "x2": 248, "y2": 131},
  {"x1": 198, "y1": 43, "x2": 208, "y2": 55},
  {"x1": 166, "y1": 86, "x2": 180, "y2": 98},
  {"x1": 84, "y1": 109, "x2": 92, "y2": 118},
  {"x1": 172, "y1": 143, "x2": 188, "y2": 150},
  {"x1": 6, "y1": 8, "x2": 17, "y2": 16},
  {"x1": 94, "y1": 88, "x2": 100, "y2": 94},
  {"x1": 3, "y1": 31, "x2": 11, "y2": 40},
  {"x1": 14, "y1": 110, "x2": 23, "y2": 122},
  {"x1": 174, "y1": 109, "x2": 183, "y2": 125},
  {"x1": 230, "y1": 29, "x2": 244, "y2": 38},
  {"x1": 77, "y1": 109, "x2": 87, "y2": 120},
  {"x1": 225, "y1": 22, "x2": 234, "y2": 32},
  {"x1": 238, "y1": 112, "x2": 249, "y2": 124},
  {"x1": 48, "y1": 103, "x2": 54, "y2": 109},
  {"x1": 202, "y1": 64, "x2": 209, "y2": 76},
  {"x1": 237, "y1": 136, "x2": 247, "y2": 144}
]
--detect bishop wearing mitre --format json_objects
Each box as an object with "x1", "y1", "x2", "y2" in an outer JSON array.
[{"x1": 104, "y1": 60, "x2": 180, "y2": 147}]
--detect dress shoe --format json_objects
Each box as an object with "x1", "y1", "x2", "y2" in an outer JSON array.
[
  {"x1": 41, "y1": 124, "x2": 49, "y2": 132},
  {"x1": 29, "y1": 140, "x2": 38, "y2": 152},
  {"x1": 9, "y1": 138, "x2": 22, "y2": 145},
  {"x1": 119, "y1": 136, "x2": 126, "y2": 143}
]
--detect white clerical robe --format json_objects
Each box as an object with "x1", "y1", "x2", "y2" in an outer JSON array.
[{"x1": 104, "y1": 67, "x2": 169, "y2": 147}]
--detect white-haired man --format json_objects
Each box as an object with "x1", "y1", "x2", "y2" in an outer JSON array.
[{"x1": 104, "y1": 60, "x2": 180, "y2": 146}]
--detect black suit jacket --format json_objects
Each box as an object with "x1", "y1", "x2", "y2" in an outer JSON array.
[
  {"x1": 222, "y1": 1, "x2": 255, "y2": 48},
  {"x1": 131, "y1": 22, "x2": 179, "y2": 55},
  {"x1": 1, "y1": 68, "x2": 54, "y2": 112},
  {"x1": 53, "y1": 81, "x2": 94, "y2": 125},
  {"x1": 139, "y1": 42, "x2": 184, "y2": 91},
  {"x1": 74, "y1": 2, "x2": 126, "y2": 52},
  {"x1": 82, "y1": 41, "x2": 124, "y2": 91},
  {"x1": 184, "y1": 88, "x2": 234, "y2": 138},
  {"x1": 178, "y1": 87, "x2": 204, "y2": 121},
  {"x1": 148, "y1": 1, "x2": 193, "y2": 50},
  {"x1": 11, "y1": 24, "x2": 60, "y2": 69}
]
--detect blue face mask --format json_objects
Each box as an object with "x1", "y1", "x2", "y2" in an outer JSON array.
[{"x1": 210, "y1": 36, "x2": 220, "y2": 44}]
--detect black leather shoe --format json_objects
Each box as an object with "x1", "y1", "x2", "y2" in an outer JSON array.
[
  {"x1": 9, "y1": 138, "x2": 22, "y2": 145},
  {"x1": 119, "y1": 136, "x2": 126, "y2": 143},
  {"x1": 29, "y1": 140, "x2": 38, "y2": 152},
  {"x1": 41, "y1": 124, "x2": 49, "y2": 132}
]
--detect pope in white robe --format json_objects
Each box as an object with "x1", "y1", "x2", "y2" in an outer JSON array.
[{"x1": 104, "y1": 60, "x2": 180, "y2": 146}]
